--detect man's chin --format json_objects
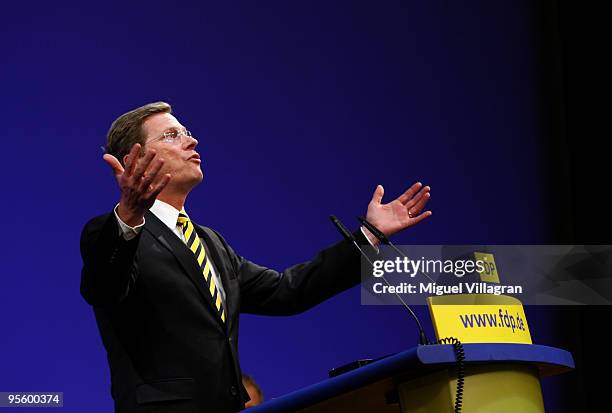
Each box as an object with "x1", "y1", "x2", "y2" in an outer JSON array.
[
  {"x1": 171, "y1": 171, "x2": 204, "y2": 193},
  {"x1": 187, "y1": 163, "x2": 204, "y2": 183},
  {"x1": 192, "y1": 170, "x2": 204, "y2": 186}
]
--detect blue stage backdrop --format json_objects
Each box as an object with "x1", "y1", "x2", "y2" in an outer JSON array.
[{"x1": 0, "y1": 1, "x2": 571, "y2": 411}]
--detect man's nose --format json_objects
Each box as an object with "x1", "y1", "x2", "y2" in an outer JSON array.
[{"x1": 183, "y1": 134, "x2": 198, "y2": 149}]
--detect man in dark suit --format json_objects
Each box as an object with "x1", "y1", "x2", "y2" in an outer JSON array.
[{"x1": 80, "y1": 102, "x2": 432, "y2": 412}]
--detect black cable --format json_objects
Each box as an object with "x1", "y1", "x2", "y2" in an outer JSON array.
[{"x1": 430, "y1": 337, "x2": 465, "y2": 413}]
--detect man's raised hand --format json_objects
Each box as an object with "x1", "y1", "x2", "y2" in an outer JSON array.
[
  {"x1": 363, "y1": 182, "x2": 432, "y2": 244},
  {"x1": 103, "y1": 143, "x2": 171, "y2": 226}
]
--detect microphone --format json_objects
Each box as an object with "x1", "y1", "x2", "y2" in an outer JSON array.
[
  {"x1": 357, "y1": 216, "x2": 390, "y2": 245},
  {"x1": 329, "y1": 215, "x2": 429, "y2": 345},
  {"x1": 330, "y1": 215, "x2": 371, "y2": 263},
  {"x1": 358, "y1": 216, "x2": 434, "y2": 283},
  {"x1": 355, "y1": 218, "x2": 467, "y2": 412}
]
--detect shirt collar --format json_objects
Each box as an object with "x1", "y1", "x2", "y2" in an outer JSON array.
[{"x1": 150, "y1": 199, "x2": 187, "y2": 230}]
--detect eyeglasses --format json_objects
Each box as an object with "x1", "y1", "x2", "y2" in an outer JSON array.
[{"x1": 148, "y1": 128, "x2": 194, "y2": 145}]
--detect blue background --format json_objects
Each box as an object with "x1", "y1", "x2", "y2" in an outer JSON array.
[{"x1": 0, "y1": 1, "x2": 580, "y2": 411}]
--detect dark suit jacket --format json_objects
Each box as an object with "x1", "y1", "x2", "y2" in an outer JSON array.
[{"x1": 80, "y1": 210, "x2": 367, "y2": 413}]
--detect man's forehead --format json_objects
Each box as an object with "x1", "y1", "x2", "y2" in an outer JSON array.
[{"x1": 143, "y1": 112, "x2": 183, "y2": 135}]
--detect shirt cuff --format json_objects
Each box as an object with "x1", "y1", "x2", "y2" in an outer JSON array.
[
  {"x1": 114, "y1": 204, "x2": 145, "y2": 241},
  {"x1": 360, "y1": 226, "x2": 380, "y2": 254}
]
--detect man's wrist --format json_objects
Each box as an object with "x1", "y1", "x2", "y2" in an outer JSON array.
[
  {"x1": 114, "y1": 204, "x2": 145, "y2": 241},
  {"x1": 361, "y1": 226, "x2": 380, "y2": 247},
  {"x1": 117, "y1": 203, "x2": 145, "y2": 227}
]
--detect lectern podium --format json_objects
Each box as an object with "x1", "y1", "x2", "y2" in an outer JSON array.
[{"x1": 248, "y1": 343, "x2": 574, "y2": 413}]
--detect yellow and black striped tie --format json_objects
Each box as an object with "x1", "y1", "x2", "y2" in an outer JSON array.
[{"x1": 177, "y1": 212, "x2": 226, "y2": 323}]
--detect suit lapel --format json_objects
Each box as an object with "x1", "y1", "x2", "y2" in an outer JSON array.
[
  {"x1": 143, "y1": 211, "x2": 225, "y2": 329},
  {"x1": 196, "y1": 225, "x2": 235, "y2": 333}
]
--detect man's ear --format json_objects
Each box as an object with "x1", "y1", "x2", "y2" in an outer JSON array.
[{"x1": 123, "y1": 154, "x2": 130, "y2": 168}]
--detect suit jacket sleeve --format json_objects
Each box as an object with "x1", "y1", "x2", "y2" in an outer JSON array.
[
  {"x1": 205, "y1": 227, "x2": 373, "y2": 315},
  {"x1": 80, "y1": 213, "x2": 141, "y2": 307}
]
